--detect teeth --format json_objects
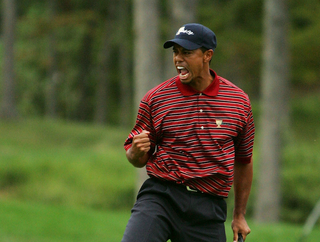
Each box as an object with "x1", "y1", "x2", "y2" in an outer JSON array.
[{"x1": 177, "y1": 66, "x2": 185, "y2": 70}]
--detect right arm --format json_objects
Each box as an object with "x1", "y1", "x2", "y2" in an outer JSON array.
[{"x1": 126, "y1": 130, "x2": 151, "y2": 168}]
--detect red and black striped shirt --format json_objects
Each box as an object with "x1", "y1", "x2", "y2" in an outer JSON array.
[{"x1": 124, "y1": 69, "x2": 255, "y2": 197}]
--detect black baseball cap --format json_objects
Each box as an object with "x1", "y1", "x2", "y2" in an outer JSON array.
[{"x1": 163, "y1": 23, "x2": 217, "y2": 51}]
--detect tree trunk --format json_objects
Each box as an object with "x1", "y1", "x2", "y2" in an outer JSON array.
[
  {"x1": 254, "y1": 0, "x2": 290, "y2": 222},
  {"x1": 77, "y1": 21, "x2": 94, "y2": 121},
  {"x1": 94, "y1": 20, "x2": 112, "y2": 124},
  {"x1": 133, "y1": 0, "x2": 161, "y2": 193},
  {"x1": 94, "y1": 1, "x2": 116, "y2": 125},
  {"x1": 163, "y1": 0, "x2": 198, "y2": 81},
  {"x1": 46, "y1": 0, "x2": 59, "y2": 119},
  {"x1": 0, "y1": 0, "x2": 18, "y2": 119},
  {"x1": 118, "y1": 0, "x2": 132, "y2": 128}
]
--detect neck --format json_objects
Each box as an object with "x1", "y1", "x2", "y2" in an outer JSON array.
[{"x1": 190, "y1": 69, "x2": 213, "y2": 92}]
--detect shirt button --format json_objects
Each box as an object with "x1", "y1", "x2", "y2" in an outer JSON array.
[
  {"x1": 200, "y1": 109, "x2": 203, "y2": 113},
  {"x1": 199, "y1": 93, "x2": 202, "y2": 96},
  {"x1": 201, "y1": 126, "x2": 204, "y2": 129}
]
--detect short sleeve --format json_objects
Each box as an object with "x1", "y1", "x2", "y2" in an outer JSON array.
[{"x1": 234, "y1": 99, "x2": 255, "y2": 164}]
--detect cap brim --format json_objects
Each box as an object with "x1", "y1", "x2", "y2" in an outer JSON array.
[{"x1": 163, "y1": 39, "x2": 201, "y2": 50}]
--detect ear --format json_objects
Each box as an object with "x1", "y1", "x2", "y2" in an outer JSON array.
[{"x1": 204, "y1": 49, "x2": 214, "y2": 63}]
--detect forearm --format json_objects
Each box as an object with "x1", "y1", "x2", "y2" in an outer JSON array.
[
  {"x1": 233, "y1": 159, "x2": 253, "y2": 218},
  {"x1": 126, "y1": 147, "x2": 149, "y2": 168},
  {"x1": 232, "y1": 158, "x2": 253, "y2": 241}
]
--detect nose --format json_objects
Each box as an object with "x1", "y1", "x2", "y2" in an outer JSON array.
[{"x1": 174, "y1": 51, "x2": 183, "y2": 63}]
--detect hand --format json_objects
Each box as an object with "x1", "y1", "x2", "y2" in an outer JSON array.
[
  {"x1": 126, "y1": 130, "x2": 151, "y2": 167},
  {"x1": 131, "y1": 130, "x2": 151, "y2": 157},
  {"x1": 231, "y1": 216, "x2": 251, "y2": 242}
]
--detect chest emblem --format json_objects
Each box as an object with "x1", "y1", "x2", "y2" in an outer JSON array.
[{"x1": 216, "y1": 119, "x2": 223, "y2": 128}]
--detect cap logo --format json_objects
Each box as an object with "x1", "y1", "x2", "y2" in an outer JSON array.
[{"x1": 176, "y1": 27, "x2": 194, "y2": 36}]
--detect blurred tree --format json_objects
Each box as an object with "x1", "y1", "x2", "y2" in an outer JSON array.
[
  {"x1": 0, "y1": 0, "x2": 18, "y2": 119},
  {"x1": 290, "y1": 0, "x2": 320, "y2": 90},
  {"x1": 133, "y1": 0, "x2": 161, "y2": 193},
  {"x1": 76, "y1": 3, "x2": 95, "y2": 121},
  {"x1": 45, "y1": 0, "x2": 59, "y2": 118},
  {"x1": 7, "y1": 0, "x2": 319, "y2": 124},
  {"x1": 198, "y1": 0, "x2": 263, "y2": 98},
  {"x1": 94, "y1": 1, "x2": 116, "y2": 124},
  {"x1": 118, "y1": 0, "x2": 133, "y2": 128},
  {"x1": 254, "y1": 0, "x2": 290, "y2": 222}
]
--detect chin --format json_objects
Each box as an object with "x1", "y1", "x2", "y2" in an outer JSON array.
[
  {"x1": 180, "y1": 77, "x2": 194, "y2": 84},
  {"x1": 180, "y1": 79, "x2": 192, "y2": 85}
]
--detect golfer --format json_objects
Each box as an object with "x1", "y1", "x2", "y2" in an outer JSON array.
[{"x1": 122, "y1": 23, "x2": 255, "y2": 242}]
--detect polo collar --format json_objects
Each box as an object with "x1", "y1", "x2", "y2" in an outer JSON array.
[{"x1": 176, "y1": 69, "x2": 219, "y2": 97}]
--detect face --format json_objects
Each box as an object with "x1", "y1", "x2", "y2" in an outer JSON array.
[{"x1": 173, "y1": 44, "x2": 212, "y2": 86}]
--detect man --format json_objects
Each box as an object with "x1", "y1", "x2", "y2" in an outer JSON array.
[{"x1": 122, "y1": 23, "x2": 254, "y2": 242}]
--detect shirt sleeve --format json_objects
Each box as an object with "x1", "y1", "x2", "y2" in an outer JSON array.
[
  {"x1": 124, "y1": 97, "x2": 156, "y2": 155},
  {"x1": 234, "y1": 98, "x2": 255, "y2": 164}
]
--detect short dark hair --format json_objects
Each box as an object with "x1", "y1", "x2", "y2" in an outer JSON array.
[{"x1": 200, "y1": 47, "x2": 209, "y2": 53}]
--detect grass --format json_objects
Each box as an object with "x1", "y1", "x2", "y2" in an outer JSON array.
[
  {"x1": 0, "y1": 118, "x2": 136, "y2": 209},
  {"x1": 0, "y1": 198, "x2": 319, "y2": 242},
  {"x1": 0, "y1": 199, "x2": 130, "y2": 242}
]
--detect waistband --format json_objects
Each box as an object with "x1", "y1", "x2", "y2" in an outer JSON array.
[{"x1": 150, "y1": 177, "x2": 224, "y2": 200}]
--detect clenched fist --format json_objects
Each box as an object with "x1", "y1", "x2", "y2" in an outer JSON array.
[{"x1": 126, "y1": 130, "x2": 151, "y2": 167}]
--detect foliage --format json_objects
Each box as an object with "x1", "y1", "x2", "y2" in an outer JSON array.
[
  {"x1": 199, "y1": 0, "x2": 320, "y2": 97},
  {"x1": 290, "y1": 0, "x2": 320, "y2": 89},
  {"x1": 15, "y1": 4, "x2": 108, "y2": 120},
  {"x1": 281, "y1": 94, "x2": 320, "y2": 223},
  {"x1": 0, "y1": 118, "x2": 135, "y2": 210},
  {"x1": 1, "y1": 0, "x2": 320, "y2": 122}
]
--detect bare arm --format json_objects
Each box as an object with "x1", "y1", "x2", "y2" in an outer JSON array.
[
  {"x1": 126, "y1": 130, "x2": 151, "y2": 168},
  {"x1": 232, "y1": 157, "x2": 253, "y2": 242}
]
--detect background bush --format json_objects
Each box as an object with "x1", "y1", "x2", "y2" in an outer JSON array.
[{"x1": 0, "y1": 119, "x2": 135, "y2": 210}]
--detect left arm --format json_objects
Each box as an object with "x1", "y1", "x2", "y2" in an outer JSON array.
[{"x1": 231, "y1": 157, "x2": 253, "y2": 242}]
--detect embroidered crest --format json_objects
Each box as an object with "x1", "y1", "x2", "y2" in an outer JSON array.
[{"x1": 216, "y1": 119, "x2": 223, "y2": 128}]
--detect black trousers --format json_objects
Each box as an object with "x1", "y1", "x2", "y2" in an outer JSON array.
[{"x1": 121, "y1": 178, "x2": 227, "y2": 242}]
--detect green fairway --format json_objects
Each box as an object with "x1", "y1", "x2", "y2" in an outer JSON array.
[
  {"x1": 0, "y1": 118, "x2": 136, "y2": 210},
  {"x1": 0, "y1": 199, "x2": 130, "y2": 242},
  {"x1": 0, "y1": 199, "x2": 319, "y2": 242}
]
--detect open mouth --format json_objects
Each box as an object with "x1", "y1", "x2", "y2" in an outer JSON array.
[{"x1": 177, "y1": 66, "x2": 190, "y2": 80}]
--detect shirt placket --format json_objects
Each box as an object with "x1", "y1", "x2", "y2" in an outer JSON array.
[{"x1": 198, "y1": 92, "x2": 205, "y2": 130}]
